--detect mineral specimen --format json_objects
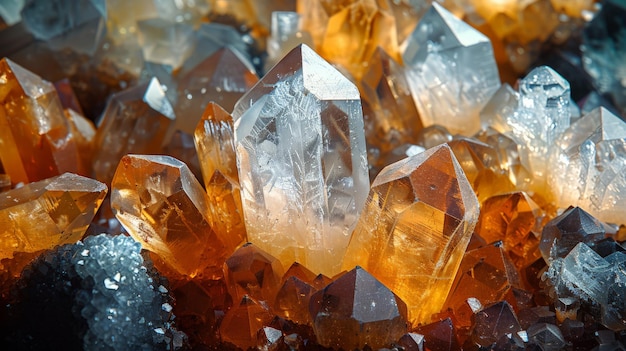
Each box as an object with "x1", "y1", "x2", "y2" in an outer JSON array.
[
  {"x1": 92, "y1": 78, "x2": 175, "y2": 184},
  {"x1": 342, "y1": 144, "x2": 479, "y2": 325},
  {"x1": 233, "y1": 44, "x2": 369, "y2": 277},
  {"x1": 0, "y1": 172, "x2": 107, "y2": 261},
  {"x1": 309, "y1": 266, "x2": 408, "y2": 350},
  {"x1": 548, "y1": 107, "x2": 626, "y2": 224},
  {"x1": 194, "y1": 102, "x2": 246, "y2": 245},
  {"x1": 110, "y1": 154, "x2": 238, "y2": 279},
  {"x1": 403, "y1": 3, "x2": 500, "y2": 136},
  {"x1": 0, "y1": 58, "x2": 81, "y2": 185}
]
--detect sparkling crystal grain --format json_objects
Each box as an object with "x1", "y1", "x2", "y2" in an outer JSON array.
[
  {"x1": 0, "y1": 173, "x2": 107, "y2": 260},
  {"x1": 92, "y1": 78, "x2": 175, "y2": 184},
  {"x1": 403, "y1": 3, "x2": 500, "y2": 136},
  {"x1": 233, "y1": 44, "x2": 369, "y2": 277},
  {"x1": 343, "y1": 144, "x2": 479, "y2": 325},
  {"x1": 0, "y1": 58, "x2": 81, "y2": 185},
  {"x1": 310, "y1": 266, "x2": 408, "y2": 350},
  {"x1": 110, "y1": 154, "x2": 234, "y2": 279},
  {"x1": 194, "y1": 102, "x2": 247, "y2": 250},
  {"x1": 548, "y1": 107, "x2": 626, "y2": 224}
]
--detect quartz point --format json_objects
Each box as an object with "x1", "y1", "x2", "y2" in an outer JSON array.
[
  {"x1": 223, "y1": 242, "x2": 285, "y2": 304},
  {"x1": 274, "y1": 274, "x2": 317, "y2": 325},
  {"x1": 232, "y1": 44, "x2": 369, "y2": 277},
  {"x1": 342, "y1": 144, "x2": 480, "y2": 325},
  {"x1": 539, "y1": 206, "x2": 606, "y2": 262},
  {"x1": 194, "y1": 102, "x2": 247, "y2": 246},
  {"x1": 0, "y1": 58, "x2": 81, "y2": 185},
  {"x1": 471, "y1": 301, "x2": 523, "y2": 348},
  {"x1": 527, "y1": 323, "x2": 566, "y2": 351},
  {"x1": 475, "y1": 192, "x2": 544, "y2": 269},
  {"x1": 220, "y1": 295, "x2": 274, "y2": 350},
  {"x1": 309, "y1": 266, "x2": 408, "y2": 350},
  {"x1": 402, "y1": 3, "x2": 500, "y2": 136},
  {"x1": 414, "y1": 318, "x2": 460, "y2": 351},
  {"x1": 0, "y1": 173, "x2": 107, "y2": 261},
  {"x1": 176, "y1": 47, "x2": 259, "y2": 133},
  {"x1": 92, "y1": 77, "x2": 175, "y2": 184},
  {"x1": 548, "y1": 107, "x2": 626, "y2": 224},
  {"x1": 136, "y1": 18, "x2": 195, "y2": 71},
  {"x1": 110, "y1": 154, "x2": 234, "y2": 279}
]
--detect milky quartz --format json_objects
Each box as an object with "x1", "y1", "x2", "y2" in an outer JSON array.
[
  {"x1": 232, "y1": 44, "x2": 369, "y2": 276},
  {"x1": 0, "y1": 58, "x2": 81, "y2": 185},
  {"x1": 402, "y1": 3, "x2": 500, "y2": 136},
  {"x1": 92, "y1": 77, "x2": 175, "y2": 184},
  {"x1": 111, "y1": 154, "x2": 236, "y2": 279},
  {"x1": 548, "y1": 107, "x2": 626, "y2": 224},
  {"x1": 342, "y1": 144, "x2": 479, "y2": 325},
  {"x1": 0, "y1": 173, "x2": 107, "y2": 260}
]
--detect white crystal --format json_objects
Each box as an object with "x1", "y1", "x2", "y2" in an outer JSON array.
[
  {"x1": 402, "y1": 3, "x2": 500, "y2": 136},
  {"x1": 233, "y1": 44, "x2": 369, "y2": 276}
]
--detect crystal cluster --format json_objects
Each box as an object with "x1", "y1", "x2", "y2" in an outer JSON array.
[{"x1": 2, "y1": 0, "x2": 626, "y2": 350}]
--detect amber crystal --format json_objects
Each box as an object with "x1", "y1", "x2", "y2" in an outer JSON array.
[
  {"x1": 54, "y1": 78, "x2": 84, "y2": 115},
  {"x1": 176, "y1": 47, "x2": 258, "y2": 133},
  {"x1": 110, "y1": 154, "x2": 233, "y2": 279},
  {"x1": 92, "y1": 78, "x2": 175, "y2": 184},
  {"x1": 0, "y1": 173, "x2": 107, "y2": 260},
  {"x1": 64, "y1": 108, "x2": 96, "y2": 176},
  {"x1": 343, "y1": 144, "x2": 479, "y2": 325},
  {"x1": 444, "y1": 242, "x2": 521, "y2": 328},
  {"x1": 309, "y1": 266, "x2": 408, "y2": 350},
  {"x1": 224, "y1": 242, "x2": 285, "y2": 304},
  {"x1": 475, "y1": 192, "x2": 545, "y2": 269},
  {"x1": 194, "y1": 102, "x2": 246, "y2": 247},
  {"x1": 274, "y1": 275, "x2": 317, "y2": 325},
  {"x1": 220, "y1": 295, "x2": 274, "y2": 350},
  {"x1": 0, "y1": 58, "x2": 81, "y2": 185}
]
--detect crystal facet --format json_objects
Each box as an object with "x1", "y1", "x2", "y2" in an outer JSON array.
[{"x1": 233, "y1": 44, "x2": 369, "y2": 276}]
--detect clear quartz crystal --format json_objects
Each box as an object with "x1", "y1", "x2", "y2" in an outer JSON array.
[
  {"x1": 548, "y1": 107, "x2": 626, "y2": 224},
  {"x1": 402, "y1": 3, "x2": 500, "y2": 136},
  {"x1": 233, "y1": 44, "x2": 369, "y2": 276}
]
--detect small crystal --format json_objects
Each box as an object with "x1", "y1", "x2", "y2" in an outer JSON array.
[
  {"x1": 527, "y1": 323, "x2": 566, "y2": 351},
  {"x1": 220, "y1": 295, "x2": 274, "y2": 350},
  {"x1": 471, "y1": 301, "x2": 522, "y2": 348}
]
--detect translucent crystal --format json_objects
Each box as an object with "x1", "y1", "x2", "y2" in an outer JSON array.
[
  {"x1": 309, "y1": 266, "x2": 408, "y2": 350},
  {"x1": 342, "y1": 144, "x2": 479, "y2": 325},
  {"x1": 105, "y1": 0, "x2": 157, "y2": 44},
  {"x1": 403, "y1": 3, "x2": 500, "y2": 136},
  {"x1": 548, "y1": 107, "x2": 626, "y2": 224},
  {"x1": 153, "y1": 0, "x2": 210, "y2": 24},
  {"x1": 137, "y1": 18, "x2": 195, "y2": 70},
  {"x1": 0, "y1": 58, "x2": 83, "y2": 185},
  {"x1": 266, "y1": 11, "x2": 313, "y2": 71},
  {"x1": 177, "y1": 47, "x2": 258, "y2": 133},
  {"x1": 233, "y1": 44, "x2": 369, "y2": 277},
  {"x1": 92, "y1": 77, "x2": 175, "y2": 184},
  {"x1": 0, "y1": 0, "x2": 24, "y2": 26},
  {"x1": 0, "y1": 173, "x2": 107, "y2": 260},
  {"x1": 20, "y1": 0, "x2": 105, "y2": 40},
  {"x1": 220, "y1": 295, "x2": 274, "y2": 350},
  {"x1": 414, "y1": 318, "x2": 460, "y2": 351},
  {"x1": 111, "y1": 154, "x2": 235, "y2": 279}
]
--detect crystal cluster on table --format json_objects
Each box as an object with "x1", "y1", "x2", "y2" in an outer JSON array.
[{"x1": 1, "y1": 0, "x2": 626, "y2": 350}]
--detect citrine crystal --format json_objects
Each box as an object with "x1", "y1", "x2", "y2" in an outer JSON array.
[
  {"x1": 0, "y1": 58, "x2": 81, "y2": 185},
  {"x1": 309, "y1": 266, "x2": 408, "y2": 350},
  {"x1": 403, "y1": 3, "x2": 500, "y2": 136},
  {"x1": 0, "y1": 173, "x2": 107, "y2": 260},
  {"x1": 176, "y1": 47, "x2": 258, "y2": 133},
  {"x1": 193, "y1": 102, "x2": 246, "y2": 245},
  {"x1": 475, "y1": 192, "x2": 544, "y2": 268},
  {"x1": 223, "y1": 242, "x2": 285, "y2": 305},
  {"x1": 92, "y1": 78, "x2": 175, "y2": 184},
  {"x1": 343, "y1": 144, "x2": 479, "y2": 325},
  {"x1": 233, "y1": 44, "x2": 369, "y2": 277},
  {"x1": 220, "y1": 295, "x2": 274, "y2": 350},
  {"x1": 110, "y1": 154, "x2": 234, "y2": 279},
  {"x1": 548, "y1": 107, "x2": 626, "y2": 224}
]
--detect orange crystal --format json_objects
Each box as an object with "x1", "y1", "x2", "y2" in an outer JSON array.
[
  {"x1": 0, "y1": 172, "x2": 107, "y2": 260},
  {"x1": 342, "y1": 144, "x2": 480, "y2": 325},
  {"x1": 110, "y1": 154, "x2": 234, "y2": 279},
  {"x1": 0, "y1": 58, "x2": 81, "y2": 185},
  {"x1": 193, "y1": 102, "x2": 246, "y2": 248}
]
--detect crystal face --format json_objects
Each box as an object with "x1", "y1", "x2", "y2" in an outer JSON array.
[
  {"x1": 402, "y1": 3, "x2": 500, "y2": 136},
  {"x1": 548, "y1": 107, "x2": 626, "y2": 224},
  {"x1": 0, "y1": 173, "x2": 107, "y2": 260},
  {"x1": 233, "y1": 44, "x2": 369, "y2": 276},
  {"x1": 342, "y1": 144, "x2": 480, "y2": 325}
]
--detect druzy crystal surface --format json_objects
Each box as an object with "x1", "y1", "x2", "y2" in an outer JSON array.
[
  {"x1": 111, "y1": 154, "x2": 239, "y2": 279},
  {"x1": 343, "y1": 144, "x2": 479, "y2": 325},
  {"x1": 403, "y1": 3, "x2": 500, "y2": 136},
  {"x1": 548, "y1": 107, "x2": 626, "y2": 224},
  {"x1": 233, "y1": 44, "x2": 369, "y2": 277},
  {"x1": 0, "y1": 173, "x2": 106, "y2": 260}
]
